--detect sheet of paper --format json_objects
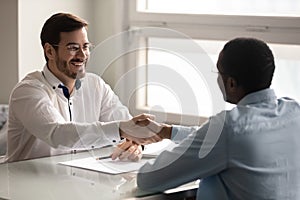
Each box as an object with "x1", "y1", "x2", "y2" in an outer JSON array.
[
  {"x1": 59, "y1": 157, "x2": 154, "y2": 174},
  {"x1": 142, "y1": 139, "x2": 177, "y2": 158}
]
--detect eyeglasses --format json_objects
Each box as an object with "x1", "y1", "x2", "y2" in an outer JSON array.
[
  {"x1": 211, "y1": 66, "x2": 227, "y2": 75},
  {"x1": 51, "y1": 43, "x2": 95, "y2": 56}
]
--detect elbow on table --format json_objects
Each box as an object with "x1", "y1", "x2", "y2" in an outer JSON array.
[
  {"x1": 137, "y1": 172, "x2": 160, "y2": 192},
  {"x1": 137, "y1": 171, "x2": 171, "y2": 192}
]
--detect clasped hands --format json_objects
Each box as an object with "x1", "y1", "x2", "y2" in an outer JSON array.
[{"x1": 111, "y1": 113, "x2": 172, "y2": 161}]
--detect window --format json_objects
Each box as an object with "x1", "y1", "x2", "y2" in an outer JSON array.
[
  {"x1": 271, "y1": 44, "x2": 300, "y2": 101},
  {"x1": 137, "y1": 0, "x2": 300, "y2": 17},
  {"x1": 127, "y1": 0, "x2": 300, "y2": 124},
  {"x1": 146, "y1": 39, "x2": 300, "y2": 115},
  {"x1": 146, "y1": 38, "x2": 224, "y2": 117}
]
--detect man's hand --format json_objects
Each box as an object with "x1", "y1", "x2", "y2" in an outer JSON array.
[
  {"x1": 111, "y1": 140, "x2": 142, "y2": 162},
  {"x1": 136, "y1": 118, "x2": 173, "y2": 140},
  {"x1": 119, "y1": 114, "x2": 163, "y2": 145}
]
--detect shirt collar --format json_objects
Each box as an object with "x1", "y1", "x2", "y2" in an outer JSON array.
[
  {"x1": 237, "y1": 88, "x2": 277, "y2": 106},
  {"x1": 42, "y1": 65, "x2": 62, "y2": 90},
  {"x1": 42, "y1": 65, "x2": 82, "y2": 91}
]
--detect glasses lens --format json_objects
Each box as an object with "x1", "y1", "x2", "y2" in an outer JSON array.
[
  {"x1": 66, "y1": 44, "x2": 78, "y2": 56},
  {"x1": 211, "y1": 65, "x2": 219, "y2": 73},
  {"x1": 55, "y1": 43, "x2": 94, "y2": 56},
  {"x1": 86, "y1": 44, "x2": 95, "y2": 52}
]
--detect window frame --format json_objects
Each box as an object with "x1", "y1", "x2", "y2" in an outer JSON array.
[{"x1": 129, "y1": 0, "x2": 300, "y2": 44}]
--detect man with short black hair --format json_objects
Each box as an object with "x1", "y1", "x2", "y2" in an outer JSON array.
[{"x1": 136, "y1": 38, "x2": 300, "y2": 200}]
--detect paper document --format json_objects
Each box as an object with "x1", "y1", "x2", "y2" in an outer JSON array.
[
  {"x1": 142, "y1": 139, "x2": 177, "y2": 158},
  {"x1": 59, "y1": 157, "x2": 154, "y2": 174},
  {"x1": 59, "y1": 139, "x2": 176, "y2": 174}
]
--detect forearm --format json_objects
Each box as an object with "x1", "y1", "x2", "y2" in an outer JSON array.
[
  {"x1": 137, "y1": 136, "x2": 199, "y2": 192},
  {"x1": 30, "y1": 121, "x2": 121, "y2": 149},
  {"x1": 137, "y1": 120, "x2": 227, "y2": 192}
]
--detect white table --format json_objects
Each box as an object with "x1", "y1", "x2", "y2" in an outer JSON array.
[{"x1": 0, "y1": 146, "x2": 198, "y2": 200}]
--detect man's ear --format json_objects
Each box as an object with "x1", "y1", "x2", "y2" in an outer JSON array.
[
  {"x1": 226, "y1": 77, "x2": 238, "y2": 92},
  {"x1": 44, "y1": 43, "x2": 56, "y2": 60}
]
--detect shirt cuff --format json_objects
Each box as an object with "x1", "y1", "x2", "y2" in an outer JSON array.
[
  {"x1": 171, "y1": 125, "x2": 194, "y2": 143},
  {"x1": 98, "y1": 121, "x2": 121, "y2": 145}
]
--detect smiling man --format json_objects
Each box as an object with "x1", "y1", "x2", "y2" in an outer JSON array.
[{"x1": 4, "y1": 13, "x2": 153, "y2": 162}]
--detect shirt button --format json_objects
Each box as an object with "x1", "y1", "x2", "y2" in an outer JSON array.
[
  {"x1": 112, "y1": 140, "x2": 116, "y2": 143},
  {"x1": 52, "y1": 86, "x2": 56, "y2": 89}
]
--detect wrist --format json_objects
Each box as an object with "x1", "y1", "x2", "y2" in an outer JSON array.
[
  {"x1": 119, "y1": 125, "x2": 125, "y2": 139},
  {"x1": 159, "y1": 124, "x2": 172, "y2": 139}
]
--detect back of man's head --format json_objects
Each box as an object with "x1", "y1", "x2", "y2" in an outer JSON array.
[{"x1": 220, "y1": 38, "x2": 275, "y2": 94}]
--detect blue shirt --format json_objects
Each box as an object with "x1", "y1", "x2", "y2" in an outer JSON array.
[{"x1": 137, "y1": 89, "x2": 300, "y2": 200}]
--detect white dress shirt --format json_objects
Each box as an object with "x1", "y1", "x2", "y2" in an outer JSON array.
[
  {"x1": 138, "y1": 89, "x2": 300, "y2": 200},
  {"x1": 5, "y1": 65, "x2": 131, "y2": 162}
]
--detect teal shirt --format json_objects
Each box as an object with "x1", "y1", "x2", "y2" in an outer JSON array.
[{"x1": 137, "y1": 89, "x2": 300, "y2": 199}]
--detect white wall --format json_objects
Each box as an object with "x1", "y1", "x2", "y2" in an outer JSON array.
[
  {"x1": 89, "y1": 0, "x2": 129, "y2": 88},
  {"x1": 0, "y1": 0, "x2": 18, "y2": 104}
]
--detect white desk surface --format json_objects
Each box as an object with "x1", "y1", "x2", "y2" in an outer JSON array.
[{"x1": 0, "y1": 146, "x2": 198, "y2": 200}]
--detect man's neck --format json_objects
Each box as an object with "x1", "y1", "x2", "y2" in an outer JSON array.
[{"x1": 47, "y1": 64, "x2": 75, "y2": 93}]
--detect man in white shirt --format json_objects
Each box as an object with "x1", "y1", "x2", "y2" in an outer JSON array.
[
  {"x1": 5, "y1": 13, "x2": 159, "y2": 162},
  {"x1": 135, "y1": 38, "x2": 300, "y2": 199}
]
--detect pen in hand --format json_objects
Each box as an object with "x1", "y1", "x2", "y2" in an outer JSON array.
[
  {"x1": 95, "y1": 143, "x2": 123, "y2": 161},
  {"x1": 96, "y1": 140, "x2": 142, "y2": 161},
  {"x1": 95, "y1": 155, "x2": 112, "y2": 160}
]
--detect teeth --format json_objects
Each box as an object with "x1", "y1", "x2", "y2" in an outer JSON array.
[{"x1": 72, "y1": 63, "x2": 83, "y2": 66}]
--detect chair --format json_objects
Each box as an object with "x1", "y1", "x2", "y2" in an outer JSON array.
[{"x1": 0, "y1": 104, "x2": 8, "y2": 156}]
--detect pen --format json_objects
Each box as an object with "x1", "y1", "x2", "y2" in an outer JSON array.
[{"x1": 95, "y1": 155, "x2": 112, "y2": 160}]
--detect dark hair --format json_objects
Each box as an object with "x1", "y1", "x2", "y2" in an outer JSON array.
[
  {"x1": 40, "y1": 13, "x2": 88, "y2": 61},
  {"x1": 219, "y1": 38, "x2": 275, "y2": 93}
]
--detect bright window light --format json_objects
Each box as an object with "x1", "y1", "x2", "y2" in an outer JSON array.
[
  {"x1": 146, "y1": 38, "x2": 300, "y2": 117},
  {"x1": 137, "y1": 0, "x2": 300, "y2": 17},
  {"x1": 271, "y1": 43, "x2": 300, "y2": 101}
]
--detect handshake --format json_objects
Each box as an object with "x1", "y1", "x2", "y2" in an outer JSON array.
[
  {"x1": 119, "y1": 113, "x2": 172, "y2": 145},
  {"x1": 111, "y1": 114, "x2": 172, "y2": 161}
]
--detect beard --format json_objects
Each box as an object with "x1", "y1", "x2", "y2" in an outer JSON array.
[{"x1": 56, "y1": 57, "x2": 86, "y2": 79}]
